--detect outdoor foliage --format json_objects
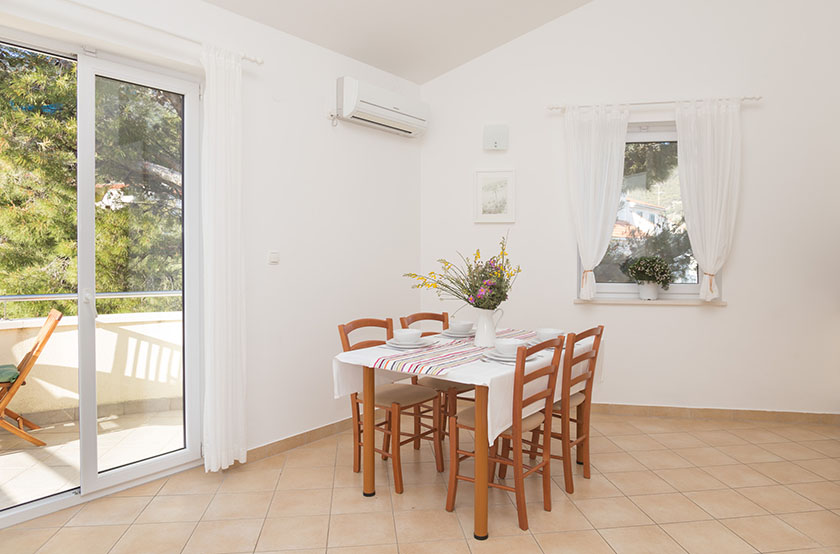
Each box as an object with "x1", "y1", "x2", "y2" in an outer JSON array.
[
  {"x1": 0, "y1": 44, "x2": 183, "y2": 318},
  {"x1": 404, "y1": 236, "x2": 521, "y2": 311}
]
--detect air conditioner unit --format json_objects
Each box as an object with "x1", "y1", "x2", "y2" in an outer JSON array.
[{"x1": 336, "y1": 76, "x2": 429, "y2": 137}]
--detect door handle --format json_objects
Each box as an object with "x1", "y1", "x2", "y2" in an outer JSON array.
[{"x1": 82, "y1": 289, "x2": 98, "y2": 318}]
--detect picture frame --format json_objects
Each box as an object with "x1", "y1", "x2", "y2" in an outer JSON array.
[{"x1": 474, "y1": 170, "x2": 515, "y2": 223}]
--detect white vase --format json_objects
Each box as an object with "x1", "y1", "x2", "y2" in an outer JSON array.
[
  {"x1": 638, "y1": 281, "x2": 659, "y2": 301},
  {"x1": 474, "y1": 307, "x2": 504, "y2": 347}
]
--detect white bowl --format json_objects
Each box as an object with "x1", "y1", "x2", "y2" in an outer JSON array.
[
  {"x1": 394, "y1": 329, "x2": 422, "y2": 344},
  {"x1": 449, "y1": 320, "x2": 473, "y2": 334},
  {"x1": 495, "y1": 338, "x2": 525, "y2": 357},
  {"x1": 535, "y1": 328, "x2": 565, "y2": 342}
]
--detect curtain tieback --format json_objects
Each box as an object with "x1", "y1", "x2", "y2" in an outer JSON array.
[
  {"x1": 703, "y1": 272, "x2": 715, "y2": 293},
  {"x1": 581, "y1": 269, "x2": 594, "y2": 288}
]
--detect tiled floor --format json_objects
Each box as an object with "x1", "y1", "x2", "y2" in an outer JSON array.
[
  {"x1": 0, "y1": 410, "x2": 184, "y2": 510},
  {"x1": 2, "y1": 411, "x2": 840, "y2": 553}
]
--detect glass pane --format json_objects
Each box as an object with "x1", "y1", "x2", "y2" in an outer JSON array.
[
  {"x1": 94, "y1": 76, "x2": 184, "y2": 472},
  {"x1": 0, "y1": 43, "x2": 80, "y2": 509},
  {"x1": 595, "y1": 141, "x2": 698, "y2": 284}
]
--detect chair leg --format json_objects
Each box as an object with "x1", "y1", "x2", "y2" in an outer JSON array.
[
  {"x1": 382, "y1": 410, "x2": 392, "y2": 461},
  {"x1": 431, "y1": 397, "x2": 444, "y2": 472},
  {"x1": 412, "y1": 405, "x2": 421, "y2": 449},
  {"x1": 0, "y1": 419, "x2": 45, "y2": 447},
  {"x1": 391, "y1": 403, "x2": 404, "y2": 494},
  {"x1": 561, "y1": 412, "x2": 574, "y2": 494},
  {"x1": 498, "y1": 437, "x2": 511, "y2": 479},
  {"x1": 579, "y1": 402, "x2": 591, "y2": 478},
  {"x1": 512, "y1": 436, "x2": 529, "y2": 531},
  {"x1": 445, "y1": 417, "x2": 459, "y2": 512},
  {"x1": 576, "y1": 403, "x2": 584, "y2": 465},
  {"x1": 488, "y1": 438, "x2": 499, "y2": 485},
  {"x1": 529, "y1": 428, "x2": 540, "y2": 461},
  {"x1": 350, "y1": 394, "x2": 361, "y2": 473},
  {"x1": 541, "y1": 423, "x2": 552, "y2": 512},
  {"x1": 3, "y1": 408, "x2": 40, "y2": 430}
]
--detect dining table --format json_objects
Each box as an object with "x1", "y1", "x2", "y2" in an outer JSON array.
[{"x1": 332, "y1": 328, "x2": 598, "y2": 539}]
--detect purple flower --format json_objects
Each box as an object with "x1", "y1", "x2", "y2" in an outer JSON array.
[
  {"x1": 468, "y1": 295, "x2": 475, "y2": 304},
  {"x1": 477, "y1": 287, "x2": 488, "y2": 299}
]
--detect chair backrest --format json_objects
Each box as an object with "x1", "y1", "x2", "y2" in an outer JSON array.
[
  {"x1": 557, "y1": 326, "x2": 604, "y2": 417},
  {"x1": 399, "y1": 312, "x2": 449, "y2": 337},
  {"x1": 511, "y1": 336, "x2": 565, "y2": 437},
  {"x1": 338, "y1": 317, "x2": 394, "y2": 352},
  {"x1": 1, "y1": 309, "x2": 63, "y2": 411}
]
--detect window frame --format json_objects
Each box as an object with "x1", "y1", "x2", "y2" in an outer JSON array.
[{"x1": 579, "y1": 122, "x2": 716, "y2": 300}]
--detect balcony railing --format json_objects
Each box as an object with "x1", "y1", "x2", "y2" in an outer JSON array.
[{"x1": 0, "y1": 291, "x2": 182, "y2": 319}]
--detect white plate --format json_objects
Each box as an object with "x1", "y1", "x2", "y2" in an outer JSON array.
[
  {"x1": 483, "y1": 350, "x2": 541, "y2": 363},
  {"x1": 385, "y1": 337, "x2": 438, "y2": 350},
  {"x1": 440, "y1": 328, "x2": 476, "y2": 338}
]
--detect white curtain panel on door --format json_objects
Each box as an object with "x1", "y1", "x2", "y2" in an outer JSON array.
[
  {"x1": 200, "y1": 45, "x2": 247, "y2": 471},
  {"x1": 676, "y1": 99, "x2": 741, "y2": 301},
  {"x1": 564, "y1": 105, "x2": 629, "y2": 299}
]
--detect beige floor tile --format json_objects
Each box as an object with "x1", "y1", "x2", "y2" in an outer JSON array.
[
  {"x1": 277, "y1": 466, "x2": 335, "y2": 490},
  {"x1": 730, "y1": 429, "x2": 790, "y2": 444},
  {"x1": 183, "y1": 518, "x2": 263, "y2": 553},
  {"x1": 558, "y1": 472, "x2": 623, "y2": 498},
  {"x1": 110, "y1": 477, "x2": 167, "y2": 497},
  {"x1": 109, "y1": 522, "x2": 195, "y2": 554},
  {"x1": 603, "y1": 470, "x2": 676, "y2": 495},
  {"x1": 390, "y1": 483, "x2": 448, "y2": 511},
  {"x1": 591, "y1": 422, "x2": 642, "y2": 436},
  {"x1": 397, "y1": 539, "x2": 469, "y2": 553},
  {"x1": 230, "y1": 454, "x2": 287, "y2": 473},
  {"x1": 772, "y1": 428, "x2": 830, "y2": 442},
  {"x1": 609, "y1": 434, "x2": 669, "y2": 452},
  {"x1": 590, "y1": 452, "x2": 647, "y2": 473},
  {"x1": 650, "y1": 433, "x2": 709, "y2": 449},
  {"x1": 760, "y1": 441, "x2": 826, "y2": 461},
  {"x1": 788, "y1": 481, "x2": 840, "y2": 509},
  {"x1": 674, "y1": 447, "x2": 738, "y2": 466},
  {"x1": 333, "y1": 464, "x2": 391, "y2": 488},
  {"x1": 451, "y1": 480, "x2": 513, "y2": 508},
  {"x1": 10, "y1": 505, "x2": 82, "y2": 529},
  {"x1": 655, "y1": 467, "x2": 728, "y2": 492},
  {"x1": 285, "y1": 446, "x2": 338, "y2": 469},
  {"x1": 780, "y1": 510, "x2": 840, "y2": 546},
  {"x1": 255, "y1": 515, "x2": 330, "y2": 551},
  {"x1": 684, "y1": 489, "x2": 767, "y2": 518},
  {"x1": 36, "y1": 525, "x2": 128, "y2": 554},
  {"x1": 588, "y1": 436, "x2": 624, "y2": 453},
  {"x1": 718, "y1": 445, "x2": 783, "y2": 464},
  {"x1": 455, "y1": 503, "x2": 529, "y2": 538},
  {"x1": 600, "y1": 524, "x2": 686, "y2": 554},
  {"x1": 661, "y1": 520, "x2": 757, "y2": 554},
  {"x1": 331, "y1": 485, "x2": 392, "y2": 513},
  {"x1": 535, "y1": 529, "x2": 614, "y2": 554},
  {"x1": 0, "y1": 527, "x2": 56, "y2": 554},
  {"x1": 328, "y1": 546, "x2": 395, "y2": 553},
  {"x1": 398, "y1": 462, "x2": 446, "y2": 485},
  {"x1": 799, "y1": 440, "x2": 840, "y2": 458},
  {"x1": 701, "y1": 464, "x2": 776, "y2": 488},
  {"x1": 737, "y1": 485, "x2": 823, "y2": 514},
  {"x1": 202, "y1": 491, "x2": 273, "y2": 520},
  {"x1": 722, "y1": 515, "x2": 820, "y2": 552},
  {"x1": 523, "y1": 499, "x2": 592, "y2": 533},
  {"x1": 691, "y1": 431, "x2": 749, "y2": 447},
  {"x1": 268, "y1": 488, "x2": 332, "y2": 517},
  {"x1": 218, "y1": 468, "x2": 281, "y2": 492},
  {"x1": 627, "y1": 418, "x2": 689, "y2": 434},
  {"x1": 466, "y1": 534, "x2": 542, "y2": 553},
  {"x1": 66, "y1": 496, "x2": 150, "y2": 526},
  {"x1": 630, "y1": 449, "x2": 694, "y2": 470},
  {"x1": 158, "y1": 467, "x2": 223, "y2": 495},
  {"x1": 630, "y1": 492, "x2": 712, "y2": 523},
  {"x1": 572, "y1": 497, "x2": 653, "y2": 528},
  {"x1": 749, "y1": 461, "x2": 825, "y2": 484},
  {"x1": 135, "y1": 493, "x2": 213, "y2": 523},
  {"x1": 797, "y1": 458, "x2": 840, "y2": 481},
  {"x1": 394, "y1": 509, "x2": 463, "y2": 543},
  {"x1": 328, "y1": 512, "x2": 396, "y2": 548}
]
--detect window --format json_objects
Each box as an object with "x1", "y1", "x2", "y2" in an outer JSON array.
[{"x1": 591, "y1": 123, "x2": 701, "y2": 297}]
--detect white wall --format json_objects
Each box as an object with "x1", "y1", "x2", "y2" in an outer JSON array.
[
  {"x1": 0, "y1": 0, "x2": 423, "y2": 450},
  {"x1": 419, "y1": 0, "x2": 840, "y2": 414}
]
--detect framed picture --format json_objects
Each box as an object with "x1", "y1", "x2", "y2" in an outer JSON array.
[{"x1": 474, "y1": 170, "x2": 515, "y2": 223}]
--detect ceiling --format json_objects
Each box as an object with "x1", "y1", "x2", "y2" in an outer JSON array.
[{"x1": 202, "y1": 0, "x2": 591, "y2": 83}]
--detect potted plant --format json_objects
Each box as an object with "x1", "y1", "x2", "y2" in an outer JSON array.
[
  {"x1": 404, "y1": 236, "x2": 521, "y2": 347},
  {"x1": 626, "y1": 256, "x2": 673, "y2": 300}
]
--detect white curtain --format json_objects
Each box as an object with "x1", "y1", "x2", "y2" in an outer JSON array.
[
  {"x1": 564, "y1": 106, "x2": 630, "y2": 299},
  {"x1": 200, "y1": 45, "x2": 247, "y2": 471},
  {"x1": 676, "y1": 99, "x2": 741, "y2": 301}
]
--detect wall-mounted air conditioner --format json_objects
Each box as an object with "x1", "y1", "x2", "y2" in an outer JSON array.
[{"x1": 336, "y1": 76, "x2": 429, "y2": 137}]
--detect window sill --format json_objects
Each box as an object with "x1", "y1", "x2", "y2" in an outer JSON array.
[{"x1": 574, "y1": 298, "x2": 727, "y2": 307}]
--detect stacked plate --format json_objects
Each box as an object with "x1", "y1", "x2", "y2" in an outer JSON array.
[
  {"x1": 385, "y1": 337, "x2": 438, "y2": 350},
  {"x1": 483, "y1": 349, "x2": 541, "y2": 363},
  {"x1": 440, "y1": 326, "x2": 476, "y2": 339}
]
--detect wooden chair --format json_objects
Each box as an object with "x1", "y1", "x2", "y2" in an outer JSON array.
[
  {"x1": 446, "y1": 337, "x2": 564, "y2": 531},
  {"x1": 339, "y1": 317, "x2": 444, "y2": 494},
  {"x1": 0, "y1": 309, "x2": 63, "y2": 446},
  {"x1": 536, "y1": 326, "x2": 604, "y2": 493},
  {"x1": 400, "y1": 312, "x2": 474, "y2": 445}
]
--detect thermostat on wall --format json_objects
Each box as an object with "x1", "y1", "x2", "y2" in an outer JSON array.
[{"x1": 483, "y1": 124, "x2": 509, "y2": 151}]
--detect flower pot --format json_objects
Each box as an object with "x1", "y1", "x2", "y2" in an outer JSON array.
[
  {"x1": 474, "y1": 307, "x2": 504, "y2": 347},
  {"x1": 638, "y1": 281, "x2": 659, "y2": 301}
]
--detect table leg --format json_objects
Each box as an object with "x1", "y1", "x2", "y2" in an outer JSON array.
[
  {"x1": 473, "y1": 385, "x2": 489, "y2": 540},
  {"x1": 363, "y1": 366, "x2": 376, "y2": 497}
]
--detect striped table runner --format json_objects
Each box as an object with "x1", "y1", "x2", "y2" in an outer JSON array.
[{"x1": 372, "y1": 328, "x2": 536, "y2": 376}]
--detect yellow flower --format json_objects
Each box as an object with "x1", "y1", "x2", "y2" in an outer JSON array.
[{"x1": 474, "y1": 249, "x2": 481, "y2": 261}]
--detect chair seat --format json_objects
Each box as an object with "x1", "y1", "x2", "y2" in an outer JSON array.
[
  {"x1": 552, "y1": 392, "x2": 586, "y2": 411},
  {"x1": 360, "y1": 383, "x2": 437, "y2": 407},
  {"x1": 417, "y1": 377, "x2": 474, "y2": 394},
  {"x1": 456, "y1": 406, "x2": 545, "y2": 435}
]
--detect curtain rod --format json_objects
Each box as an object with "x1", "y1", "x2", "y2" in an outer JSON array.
[
  {"x1": 546, "y1": 96, "x2": 762, "y2": 112},
  {"x1": 64, "y1": 0, "x2": 264, "y2": 64}
]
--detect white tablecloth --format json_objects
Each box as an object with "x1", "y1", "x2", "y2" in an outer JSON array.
[{"x1": 333, "y1": 336, "x2": 597, "y2": 445}]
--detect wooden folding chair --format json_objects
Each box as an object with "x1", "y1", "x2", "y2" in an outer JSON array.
[{"x1": 0, "y1": 309, "x2": 63, "y2": 446}]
